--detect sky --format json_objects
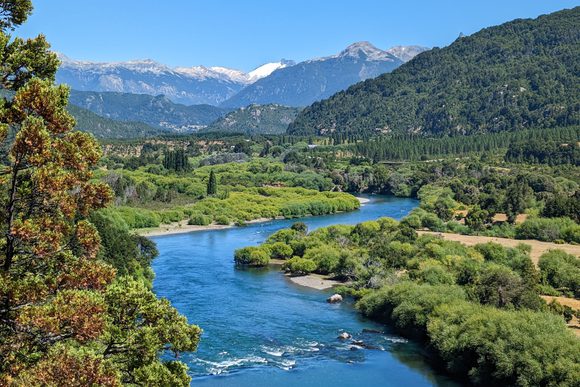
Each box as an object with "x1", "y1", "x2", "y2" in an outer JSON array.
[{"x1": 15, "y1": 0, "x2": 579, "y2": 71}]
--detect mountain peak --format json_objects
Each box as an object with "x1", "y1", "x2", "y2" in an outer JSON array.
[
  {"x1": 336, "y1": 41, "x2": 399, "y2": 62},
  {"x1": 339, "y1": 41, "x2": 383, "y2": 58}
]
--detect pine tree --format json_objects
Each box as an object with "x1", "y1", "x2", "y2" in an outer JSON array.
[{"x1": 207, "y1": 169, "x2": 217, "y2": 195}]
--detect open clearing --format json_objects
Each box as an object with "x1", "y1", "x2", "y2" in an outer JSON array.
[
  {"x1": 541, "y1": 296, "x2": 580, "y2": 336},
  {"x1": 417, "y1": 231, "x2": 580, "y2": 266}
]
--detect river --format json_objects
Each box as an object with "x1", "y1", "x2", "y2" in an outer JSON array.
[{"x1": 151, "y1": 195, "x2": 458, "y2": 386}]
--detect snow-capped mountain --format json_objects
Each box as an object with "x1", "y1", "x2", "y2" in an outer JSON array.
[
  {"x1": 56, "y1": 43, "x2": 427, "y2": 108},
  {"x1": 247, "y1": 60, "x2": 295, "y2": 82},
  {"x1": 56, "y1": 55, "x2": 293, "y2": 106},
  {"x1": 173, "y1": 60, "x2": 293, "y2": 84},
  {"x1": 221, "y1": 42, "x2": 426, "y2": 108}
]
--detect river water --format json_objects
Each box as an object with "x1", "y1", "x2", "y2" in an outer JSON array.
[{"x1": 151, "y1": 195, "x2": 458, "y2": 386}]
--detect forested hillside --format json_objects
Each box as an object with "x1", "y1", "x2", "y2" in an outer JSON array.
[
  {"x1": 200, "y1": 104, "x2": 301, "y2": 134},
  {"x1": 68, "y1": 104, "x2": 163, "y2": 138},
  {"x1": 69, "y1": 90, "x2": 230, "y2": 132},
  {"x1": 289, "y1": 7, "x2": 579, "y2": 136}
]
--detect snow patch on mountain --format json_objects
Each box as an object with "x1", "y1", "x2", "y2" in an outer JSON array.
[
  {"x1": 247, "y1": 60, "x2": 295, "y2": 82},
  {"x1": 386, "y1": 45, "x2": 430, "y2": 62}
]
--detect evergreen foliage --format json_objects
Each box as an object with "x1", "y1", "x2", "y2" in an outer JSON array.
[
  {"x1": 163, "y1": 149, "x2": 190, "y2": 172},
  {"x1": 206, "y1": 169, "x2": 217, "y2": 195},
  {"x1": 289, "y1": 8, "x2": 580, "y2": 136}
]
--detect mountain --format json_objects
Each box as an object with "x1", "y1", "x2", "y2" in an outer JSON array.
[
  {"x1": 67, "y1": 104, "x2": 163, "y2": 139},
  {"x1": 57, "y1": 55, "x2": 290, "y2": 105},
  {"x1": 288, "y1": 8, "x2": 580, "y2": 136},
  {"x1": 220, "y1": 42, "x2": 427, "y2": 108},
  {"x1": 68, "y1": 90, "x2": 231, "y2": 132},
  {"x1": 200, "y1": 104, "x2": 301, "y2": 135},
  {"x1": 174, "y1": 59, "x2": 294, "y2": 84},
  {"x1": 386, "y1": 45, "x2": 430, "y2": 62}
]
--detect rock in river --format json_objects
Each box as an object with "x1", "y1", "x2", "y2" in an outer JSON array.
[
  {"x1": 338, "y1": 332, "x2": 351, "y2": 340},
  {"x1": 327, "y1": 294, "x2": 343, "y2": 303}
]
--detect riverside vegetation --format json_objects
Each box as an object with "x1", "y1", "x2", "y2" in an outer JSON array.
[{"x1": 238, "y1": 204, "x2": 579, "y2": 385}]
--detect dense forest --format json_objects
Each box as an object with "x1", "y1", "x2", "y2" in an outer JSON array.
[
  {"x1": 200, "y1": 104, "x2": 301, "y2": 135},
  {"x1": 68, "y1": 104, "x2": 164, "y2": 138},
  {"x1": 289, "y1": 7, "x2": 579, "y2": 136}
]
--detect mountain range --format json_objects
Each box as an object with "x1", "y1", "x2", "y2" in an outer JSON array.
[
  {"x1": 57, "y1": 55, "x2": 291, "y2": 106},
  {"x1": 57, "y1": 43, "x2": 427, "y2": 109},
  {"x1": 68, "y1": 90, "x2": 230, "y2": 132},
  {"x1": 220, "y1": 42, "x2": 427, "y2": 108},
  {"x1": 289, "y1": 7, "x2": 580, "y2": 136}
]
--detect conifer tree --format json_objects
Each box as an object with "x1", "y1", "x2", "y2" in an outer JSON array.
[{"x1": 207, "y1": 169, "x2": 217, "y2": 195}]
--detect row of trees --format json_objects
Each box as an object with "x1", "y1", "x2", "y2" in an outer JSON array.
[
  {"x1": 350, "y1": 126, "x2": 579, "y2": 162},
  {"x1": 505, "y1": 138, "x2": 579, "y2": 165}
]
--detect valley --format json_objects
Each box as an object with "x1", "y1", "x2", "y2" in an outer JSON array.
[{"x1": 1, "y1": 2, "x2": 578, "y2": 386}]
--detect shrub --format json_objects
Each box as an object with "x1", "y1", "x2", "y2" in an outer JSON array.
[
  {"x1": 234, "y1": 246, "x2": 270, "y2": 266},
  {"x1": 414, "y1": 261, "x2": 456, "y2": 285},
  {"x1": 290, "y1": 222, "x2": 308, "y2": 233},
  {"x1": 283, "y1": 257, "x2": 317, "y2": 275},
  {"x1": 428, "y1": 302, "x2": 580, "y2": 386},
  {"x1": 357, "y1": 282, "x2": 466, "y2": 335},
  {"x1": 371, "y1": 240, "x2": 415, "y2": 268},
  {"x1": 266, "y1": 229, "x2": 301, "y2": 244},
  {"x1": 266, "y1": 242, "x2": 293, "y2": 259},
  {"x1": 214, "y1": 215, "x2": 230, "y2": 225},
  {"x1": 516, "y1": 217, "x2": 580, "y2": 243},
  {"x1": 303, "y1": 245, "x2": 341, "y2": 274},
  {"x1": 188, "y1": 213, "x2": 211, "y2": 226},
  {"x1": 539, "y1": 250, "x2": 580, "y2": 297},
  {"x1": 475, "y1": 264, "x2": 525, "y2": 308}
]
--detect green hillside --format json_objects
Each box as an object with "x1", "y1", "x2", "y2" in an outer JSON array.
[
  {"x1": 68, "y1": 104, "x2": 163, "y2": 139},
  {"x1": 69, "y1": 90, "x2": 230, "y2": 132},
  {"x1": 289, "y1": 7, "x2": 580, "y2": 136},
  {"x1": 200, "y1": 104, "x2": 301, "y2": 134}
]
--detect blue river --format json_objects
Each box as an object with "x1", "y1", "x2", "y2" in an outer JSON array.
[{"x1": 151, "y1": 195, "x2": 459, "y2": 386}]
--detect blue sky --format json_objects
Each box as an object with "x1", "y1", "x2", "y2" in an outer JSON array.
[{"x1": 16, "y1": 0, "x2": 579, "y2": 71}]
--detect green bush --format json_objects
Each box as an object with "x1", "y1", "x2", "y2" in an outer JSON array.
[
  {"x1": 188, "y1": 213, "x2": 212, "y2": 226},
  {"x1": 266, "y1": 242, "x2": 293, "y2": 259},
  {"x1": 234, "y1": 246, "x2": 270, "y2": 266},
  {"x1": 516, "y1": 217, "x2": 580, "y2": 243},
  {"x1": 214, "y1": 215, "x2": 231, "y2": 225},
  {"x1": 283, "y1": 257, "x2": 317, "y2": 275},
  {"x1": 357, "y1": 282, "x2": 466, "y2": 335},
  {"x1": 414, "y1": 261, "x2": 456, "y2": 285},
  {"x1": 539, "y1": 250, "x2": 580, "y2": 297},
  {"x1": 428, "y1": 302, "x2": 580, "y2": 385},
  {"x1": 303, "y1": 245, "x2": 341, "y2": 274}
]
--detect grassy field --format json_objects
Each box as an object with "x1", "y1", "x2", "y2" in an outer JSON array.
[{"x1": 417, "y1": 231, "x2": 580, "y2": 266}]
